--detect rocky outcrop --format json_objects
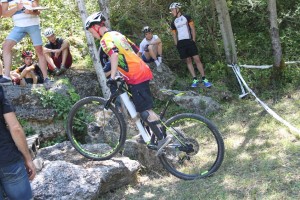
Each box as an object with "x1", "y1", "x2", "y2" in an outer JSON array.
[
  {"x1": 2, "y1": 65, "x2": 221, "y2": 198},
  {"x1": 32, "y1": 141, "x2": 140, "y2": 199}
]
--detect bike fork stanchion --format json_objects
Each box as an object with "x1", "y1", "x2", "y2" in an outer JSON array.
[{"x1": 119, "y1": 92, "x2": 151, "y2": 143}]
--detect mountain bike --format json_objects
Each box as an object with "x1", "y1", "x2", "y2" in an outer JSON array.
[{"x1": 66, "y1": 78, "x2": 225, "y2": 180}]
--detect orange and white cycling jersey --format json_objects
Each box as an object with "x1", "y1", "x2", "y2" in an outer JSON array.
[{"x1": 100, "y1": 31, "x2": 153, "y2": 85}]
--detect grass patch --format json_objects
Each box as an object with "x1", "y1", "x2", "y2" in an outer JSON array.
[{"x1": 98, "y1": 88, "x2": 300, "y2": 200}]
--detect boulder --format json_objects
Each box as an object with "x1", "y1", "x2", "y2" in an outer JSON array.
[
  {"x1": 32, "y1": 141, "x2": 140, "y2": 199},
  {"x1": 123, "y1": 139, "x2": 166, "y2": 173},
  {"x1": 158, "y1": 89, "x2": 221, "y2": 115}
]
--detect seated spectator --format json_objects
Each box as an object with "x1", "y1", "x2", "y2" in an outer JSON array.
[
  {"x1": 10, "y1": 51, "x2": 43, "y2": 86},
  {"x1": 43, "y1": 28, "x2": 72, "y2": 76},
  {"x1": 137, "y1": 26, "x2": 163, "y2": 72}
]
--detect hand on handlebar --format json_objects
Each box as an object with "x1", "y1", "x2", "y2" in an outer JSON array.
[
  {"x1": 106, "y1": 76, "x2": 123, "y2": 86},
  {"x1": 114, "y1": 76, "x2": 123, "y2": 81},
  {"x1": 106, "y1": 77, "x2": 117, "y2": 88}
]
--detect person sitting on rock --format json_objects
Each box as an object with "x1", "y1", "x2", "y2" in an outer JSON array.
[
  {"x1": 10, "y1": 51, "x2": 44, "y2": 86},
  {"x1": 43, "y1": 28, "x2": 73, "y2": 76},
  {"x1": 137, "y1": 26, "x2": 163, "y2": 72}
]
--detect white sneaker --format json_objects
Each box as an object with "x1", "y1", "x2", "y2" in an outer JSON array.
[
  {"x1": 155, "y1": 60, "x2": 160, "y2": 67},
  {"x1": 157, "y1": 56, "x2": 162, "y2": 63},
  {"x1": 156, "y1": 64, "x2": 163, "y2": 73}
]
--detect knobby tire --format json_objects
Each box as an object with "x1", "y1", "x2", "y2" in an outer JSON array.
[{"x1": 66, "y1": 96, "x2": 126, "y2": 160}]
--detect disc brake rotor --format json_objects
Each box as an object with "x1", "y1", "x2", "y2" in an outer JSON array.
[{"x1": 184, "y1": 138, "x2": 199, "y2": 156}]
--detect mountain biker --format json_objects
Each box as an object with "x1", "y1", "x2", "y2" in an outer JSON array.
[
  {"x1": 138, "y1": 26, "x2": 163, "y2": 72},
  {"x1": 169, "y1": 2, "x2": 212, "y2": 88},
  {"x1": 85, "y1": 12, "x2": 170, "y2": 150}
]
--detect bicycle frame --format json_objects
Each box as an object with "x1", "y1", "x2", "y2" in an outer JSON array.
[{"x1": 104, "y1": 80, "x2": 152, "y2": 143}]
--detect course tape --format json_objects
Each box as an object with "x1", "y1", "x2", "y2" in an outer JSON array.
[
  {"x1": 229, "y1": 64, "x2": 300, "y2": 135},
  {"x1": 238, "y1": 61, "x2": 300, "y2": 69}
]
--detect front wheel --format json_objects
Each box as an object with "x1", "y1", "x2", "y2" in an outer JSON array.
[
  {"x1": 159, "y1": 113, "x2": 225, "y2": 180},
  {"x1": 66, "y1": 96, "x2": 127, "y2": 160}
]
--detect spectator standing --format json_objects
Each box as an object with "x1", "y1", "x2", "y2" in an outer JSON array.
[
  {"x1": 43, "y1": 28, "x2": 73, "y2": 76},
  {"x1": 169, "y1": 2, "x2": 212, "y2": 88},
  {"x1": 0, "y1": 85, "x2": 36, "y2": 199},
  {"x1": 0, "y1": 0, "x2": 50, "y2": 84},
  {"x1": 138, "y1": 26, "x2": 163, "y2": 72}
]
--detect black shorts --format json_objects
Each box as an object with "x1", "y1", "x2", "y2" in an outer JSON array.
[
  {"x1": 128, "y1": 80, "x2": 153, "y2": 113},
  {"x1": 24, "y1": 78, "x2": 33, "y2": 84},
  {"x1": 24, "y1": 75, "x2": 43, "y2": 84},
  {"x1": 37, "y1": 75, "x2": 44, "y2": 83},
  {"x1": 177, "y1": 39, "x2": 199, "y2": 59}
]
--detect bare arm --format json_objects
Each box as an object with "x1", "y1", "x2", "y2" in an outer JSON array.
[
  {"x1": 19, "y1": 65, "x2": 35, "y2": 79},
  {"x1": 58, "y1": 39, "x2": 70, "y2": 52},
  {"x1": 43, "y1": 46, "x2": 53, "y2": 54},
  {"x1": 171, "y1": 30, "x2": 178, "y2": 45},
  {"x1": 1, "y1": 2, "x2": 24, "y2": 18},
  {"x1": 109, "y1": 52, "x2": 119, "y2": 80},
  {"x1": 149, "y1": 37, "x2": 162, "y2": 45},
  {"x1": 190, "y1": 23, "x2": 196, "y2": 42},
  {"x1": 53, "y1": 39, "x2": 70, "y2": 57},
  {"x1": 5, "y1": 112, "x2": 36, "y2": 180}
]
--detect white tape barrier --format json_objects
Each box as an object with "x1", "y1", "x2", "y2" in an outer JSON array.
[
  {"x1": 285, "y1": 61, "x2": 300, "y2": 65},
  {"x1": 240, "y1": 65, "x2": 272, "y2": 69},
  {"x1": 230, "y1": 64, "x2": 300, "y2": 135},
  {"x1": 237, "y1": 61, "x2": 300, "y2": 69}
]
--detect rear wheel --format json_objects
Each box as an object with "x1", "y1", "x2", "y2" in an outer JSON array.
[
  {"x1": 66, "y1": 96, "x2": 126, "y2": 160},
  {"x1": 159, "y1": 113, "x2": 224, "y2": 180}
]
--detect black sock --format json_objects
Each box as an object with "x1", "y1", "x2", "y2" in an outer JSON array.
[{"x1": 202, "y1": 76, "x2": 206, "y2": 81}]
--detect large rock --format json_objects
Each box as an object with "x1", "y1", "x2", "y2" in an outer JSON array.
[
  {"x1": 62, "y1": 68, "x2": 101, "y2": 98},
  {"x1": 158, "y1": 89, "x2": 221, "y2": 115},
  {"x1": 32, "y1": 141, "x2": 140, "y2": 199},
  {"x1": 123, "y1": 139, "x2": 166, "y2": 173}
]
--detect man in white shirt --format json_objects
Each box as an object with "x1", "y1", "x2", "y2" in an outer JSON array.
[
  {"x1": 138, "y1": 26, "x2": 163, "y2": 72},
  {"x1": 169, "y1": 2, "x2": 212, "y2": 88},
  {"x1": 0, "y1": 0, "x2": 49, "y2": 84}
]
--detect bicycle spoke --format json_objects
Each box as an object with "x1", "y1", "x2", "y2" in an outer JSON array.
[
  {"x1": 159, "y1": 113, "x2": 224, "y2": 180},
  {"x1": 67, "y1": 97, "x2": 126, "y2": 160}
]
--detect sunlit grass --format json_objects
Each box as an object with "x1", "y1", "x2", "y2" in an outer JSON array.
[{"x1": 99, "y1": 89, "x2": 300, "y2": 200}]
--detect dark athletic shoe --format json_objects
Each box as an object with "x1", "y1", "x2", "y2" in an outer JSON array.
[{"x1": 0, "y1": 77, "x2": 12, "y2": 85}]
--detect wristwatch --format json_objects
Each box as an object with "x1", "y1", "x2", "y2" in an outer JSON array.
[{"x1": 21, "y1": 7, "x2": 26, "y2": 12}]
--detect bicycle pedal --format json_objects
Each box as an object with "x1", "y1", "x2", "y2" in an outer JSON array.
[{"x1": 147, "y1": 143, "x2": 157, "y2": 150}]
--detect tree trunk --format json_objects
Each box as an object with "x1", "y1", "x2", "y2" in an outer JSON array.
[
  {"x1": 98, "y1": 0, "x2": 111, "y2": 29},
  {"x1": 76, "y1": 0, "x2": 110, "y2": 98},
  {"x1": 214, "y1": 0, "x2": 237, "y2": 64},
  {"x1": 268, "y1": 0, "x2": 282, "y2": 68}
]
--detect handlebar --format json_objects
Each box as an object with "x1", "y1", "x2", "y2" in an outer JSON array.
[{"x1": 104, "y1": 77, "x2": 127, "y2": 110}]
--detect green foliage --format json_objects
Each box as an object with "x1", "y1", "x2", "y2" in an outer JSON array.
[
  {"x1": 1, "y1": 0, "x2": 300, "y2": 98},
  {"x1": 32, "y1": 78, "x2": 80, "y2": 121},
  {"x1": 40, "y1": 135, "x2": 67, "y2": 148},
  {"x1": 18, "y1": 118, "x2": 36, "y2": 136}
]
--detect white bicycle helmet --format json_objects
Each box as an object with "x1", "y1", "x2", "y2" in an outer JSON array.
[
  {"x1": 142, "y1": 26, "x2": 152, "y2": 33},
  {"x1": 44, "y1": 28, "x2": 54, "y2": 37},
  {"x1": 169, "y1": 2, "x2": 182, "y2": 10},
  {"x1": 85, "y1": 12, "x2": 106, "y2": 30}
]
